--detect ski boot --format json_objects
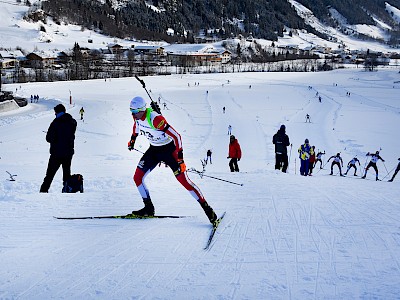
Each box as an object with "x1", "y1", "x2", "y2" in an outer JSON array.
[
  {"x1": 131, "y1": 200, "x2": 155, "y2": 216},
  {"x1": 200, "y1": 201, "x2": 217, "y2": 225}
]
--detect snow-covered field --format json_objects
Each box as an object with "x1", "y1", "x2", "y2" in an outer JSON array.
[{"x1": 1, "y1": 68, "x2": 400, "y2": 299}]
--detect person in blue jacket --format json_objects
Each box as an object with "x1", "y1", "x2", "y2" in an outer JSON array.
[{"x1": 298, "y1": 139, "x2": 313, "y2": 176}]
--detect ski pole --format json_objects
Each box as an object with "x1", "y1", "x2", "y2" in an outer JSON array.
[
  {"x1": 381, "y1": 161, "x2": 390, "y2": 180},
  {"x1": 132, "y1": 148, "x2": 144, "y2": 154},
  {"x1": 363, "y1": 155, "x2": 369, "y2": 170},
  {"x1": 315, "y1": 160, "x2": 329, "y2": 174},
  {"x1": 6, "y1": 171, "x2": 17, "y2": 181},
  {"x1": 382, "y1": 161, "x2": 389, "y2": 174},
  {"x1": 188, "y1": 169, "x2": 243, "y2": 186},
  {"x1": 381, "y1": 165, "x2": 395, "y2": 181}
]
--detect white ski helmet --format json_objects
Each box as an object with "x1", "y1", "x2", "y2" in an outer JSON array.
[{"x1": 130, "y1": 96, "x2": 147, "y2": 113}]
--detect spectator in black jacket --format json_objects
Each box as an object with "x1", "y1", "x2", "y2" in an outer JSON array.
[
  {"x1": 40, "y1": 104, "x2": 77, "y2": 192},
  {"x1": 272, "y1": 124, "x2": 290, "y2": 172}
]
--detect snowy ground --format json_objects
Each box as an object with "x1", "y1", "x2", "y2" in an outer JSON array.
[{"x1": 1, "y1": 68, "x2": 400, "y2": 299}]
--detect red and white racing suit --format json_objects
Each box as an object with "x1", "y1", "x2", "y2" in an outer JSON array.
[{"x1": 131, "y1": 108, "x2": 205, "y2": 203}]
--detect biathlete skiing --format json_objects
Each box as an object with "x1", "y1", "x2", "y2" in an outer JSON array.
[{"x1": 127, "y1": 96, "x2": 218, "y2": 225}]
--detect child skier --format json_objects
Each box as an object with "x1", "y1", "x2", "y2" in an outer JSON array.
[
  {"x1": 344, "y1": 157, "x2": 361, "y2": 176},
  {"x1": 127, "y1": 96, "x2": 218, "y2": 225},
  {"x1": 327, "y1": 153, "x2": 344, "y2": 176},
  {"x1": 315, "y1": 150, "x2": 325, "y2": 169},
  {"x1": 308, "y1": 146, "x2": 316, "y2": 175},
  {"x1": 362, "y1": 151, "x2": 385, "y2": 181}
]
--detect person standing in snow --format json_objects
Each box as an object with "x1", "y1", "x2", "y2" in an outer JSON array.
[
  {"x1": 272, "y1": 124, "x2": 290, "y2": 173},
  {"x1": 344, "y1": 157, "x2": 361, "y2": 176},
  {"x1": 308, "y1": 146, "x2": 316, "y2": 175},
  {"x1": 228, "y1": 125, "x2": 232, "y2": 135},
  {"x1": 40, "y1": 104, "x2": 77, "y2": 193},
  {"x1": 315, "y1": 150, "x2": 325, "y2": 169},
  {"x1": 327, "y1": 153, "x2": 344, "y2": 176},
  {"x1": 298, "y1": 139, "x2": 313, "y2": 176},
  {"x1": 388, "y1": 158, "x2": 400, "y2": 182},
  {"x1": 362, "y1": 151, "x2": 385, "y2": 181},
  {"x1": 227, "y1": 135, "x2": 241, "y2": 172},
  {"x1": 206, "y1": 149, "x2": 212, "y2": 165},
  {"x1": 79, "y1": 107, "x2": 85, "y2": 121},
  {"x1": 305, "y1": 114, "x2": 311, "y2": 123},
  {"x1": 127, "y1": 96, "x2": 218, "y2": 225}
]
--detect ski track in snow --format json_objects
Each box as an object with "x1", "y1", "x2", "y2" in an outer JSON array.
[{"x1": 1, "y1": 69, "x2": 400, "y2": 299}]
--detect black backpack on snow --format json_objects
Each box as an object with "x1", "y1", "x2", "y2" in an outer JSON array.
[{"x1": 62, "y1": 174, "x2": 84, "y2": 193}]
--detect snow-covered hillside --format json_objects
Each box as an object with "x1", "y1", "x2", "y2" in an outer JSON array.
[
  {"x1": 289, "y1": 0, "x2": 400, "y2": 52},
  {"x1": 1, "y1": 68, "x2": 400, "y2": 299},
  {"x1": 0, "y1": 0, "x2": 142, "y2": 52},
  {"x1": 1, "y1": 0, "x2": 400, "y2": 54}
]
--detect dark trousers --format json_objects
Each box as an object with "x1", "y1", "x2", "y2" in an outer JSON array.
[
  {"x1": 275, "y1": 153, "x2": 288, "y2": 172},
  {"x1": 40, "y1": 154, "x2": 73, "y2": 192},
  {"x1": 315, "y1": 158, "x2": 323, "y2": 168},
  {"x1": 345, "y1": 164, "x2": 358, "y2": 175},
  {"x1": 309, "y1": 161, "x2": 315, "y2": 174},
  {"x1": 229, "y1": 158, "x2": 239, "y2": 172},
  {"x1": 300, "y1": 159, "x2": 309, "y2": 176},
  {"x1": 365, "y1": 162, "x2": 378, "y2": 176},
  {"x1": 330, "y1": 161, "x2": 342, "y2": 175},
  {"x1": 390, "y1": 165, "x2": 400, "y2": 181}
]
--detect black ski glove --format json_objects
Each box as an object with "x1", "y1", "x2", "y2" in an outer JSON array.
[{"x1": 128, "y1": 135, "x2": 136, "y2": 151}]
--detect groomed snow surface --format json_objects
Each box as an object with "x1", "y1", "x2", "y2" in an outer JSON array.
[{"x1": 1, "y1": 68, "x2": 400, "y2": 299}]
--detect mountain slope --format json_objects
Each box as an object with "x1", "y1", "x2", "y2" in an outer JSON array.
[{"x1": 39, "y1": 0, "x2": 400, "y2": 44}]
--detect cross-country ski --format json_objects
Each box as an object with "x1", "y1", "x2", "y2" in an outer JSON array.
[
  {"x1": 54, "y1": 214, "x2": 186, "y2": 220},
  {"x1": 204, "y1": 211, "x2": 226, "y2": 250}
]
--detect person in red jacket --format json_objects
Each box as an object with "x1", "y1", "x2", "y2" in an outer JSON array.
[{"x1": 227, "y1": 135, "x2": 242, "y2": 172}]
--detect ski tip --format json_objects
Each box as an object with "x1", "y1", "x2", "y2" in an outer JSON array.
[{"x1": 219, "y1": 211, "x2": 226, "y2": 219}]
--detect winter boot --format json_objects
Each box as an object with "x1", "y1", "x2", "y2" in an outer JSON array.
[
  {"x1": 131, "y1": 199, "x2": 155, "y2": 216},
  {"x1": 361, "y1": 174, "x2": 366, "y2": 179},
  {"x1": 200, "y1": 201, "x2": 217, "y2": 225},
  {"x1": 388, "y1": 178, "x2": 393, "y2": 182}
]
